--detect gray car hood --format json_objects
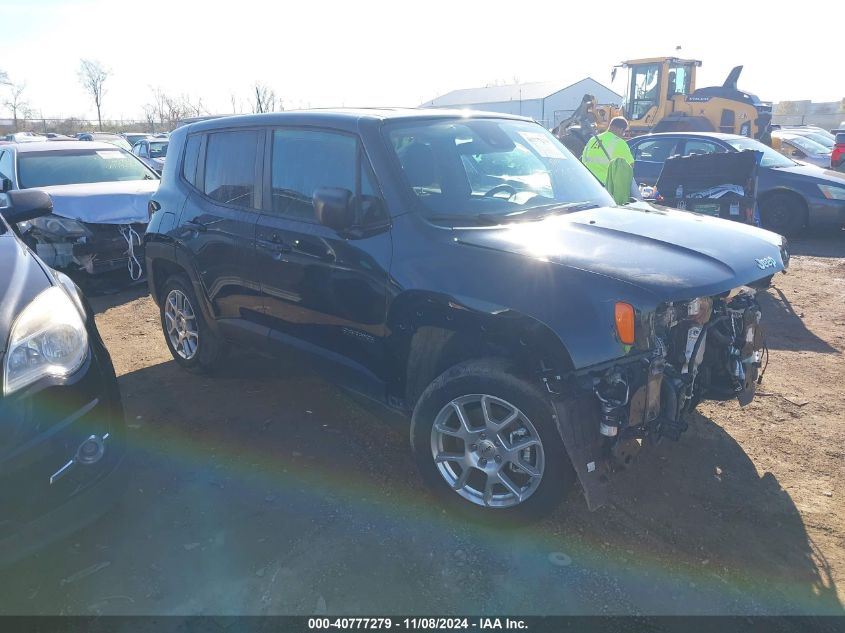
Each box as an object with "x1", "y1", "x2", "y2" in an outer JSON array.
[{"x1": 33, "y1": 180, "x2": 158, "y2": 225}]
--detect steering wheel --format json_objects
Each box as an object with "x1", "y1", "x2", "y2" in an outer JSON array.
[{"x1": 484, "y1": 184, "x2": 518, "y2": 199}]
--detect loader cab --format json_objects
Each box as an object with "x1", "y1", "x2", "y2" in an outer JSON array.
[{"x1": 620, "y1": 57, "x2": 701, "y2": 130}]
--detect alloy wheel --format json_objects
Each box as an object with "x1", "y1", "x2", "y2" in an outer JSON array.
[
  {"x1": 430, "y1": 394, "x2": 545, "y2": 508},
  {"x1": 164, "y1": 289, "x2": 199, "y2": 360}
]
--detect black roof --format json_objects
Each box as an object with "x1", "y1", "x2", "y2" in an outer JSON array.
[
  {"x1": 629, "y1": 131, "x2": 750, "y2": 142},
  {"x1": 183, "y1": 107, "x2": 532, "y2": 134}
]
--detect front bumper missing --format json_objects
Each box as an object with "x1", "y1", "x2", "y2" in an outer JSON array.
[{"x1": 29, "y1": 222, "x2": 146, "y2": 278}]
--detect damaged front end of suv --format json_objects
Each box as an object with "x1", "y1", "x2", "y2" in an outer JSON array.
[
  {"x1": 546, "y1": 246, "x2": 787, "y2": 510},
  {"x1": 20, "y1": 214, "x2": 145, "y2": 283}
]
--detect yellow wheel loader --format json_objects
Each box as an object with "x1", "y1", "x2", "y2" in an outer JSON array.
[{"x1": 554, "y1": 57, "x2": 773, "y2": 155}]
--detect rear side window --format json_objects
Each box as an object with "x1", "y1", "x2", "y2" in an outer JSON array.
[
  {"x1": 203, "y1": 130, "x2": 259, "y2": 208},
  {"x1": 270, "y1": 129, "x2": 357, "y2": 221},
  {"x1": 182, "y1": 134, "x2": 201, "y2": 186},
  {"x1": 0, "y1": 150, "x2": 13, "y2": 182}
]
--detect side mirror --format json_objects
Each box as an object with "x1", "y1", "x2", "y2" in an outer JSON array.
[
  {"x1": 313, "y1": 187, "x2": 354, "y2": 232},
  {"x1": 1, "y1": 177, "x2": 12, "y2": 193},
  {"x1": 791, "y1": 149, "x2": 805, "y2": 158},
  {"x1": 1, "y1": 189, "x2": 53, "y2": 224}
]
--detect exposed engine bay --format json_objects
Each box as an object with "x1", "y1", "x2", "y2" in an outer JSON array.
[
  {"x1": 20, "y1": 217, "x2": 146, "y2": 286},
  {"x1": 590, "y1": 287, "x2": 766, "y2": 465}
]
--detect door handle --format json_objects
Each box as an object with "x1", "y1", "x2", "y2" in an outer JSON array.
[
  {"x1": 185, "y1": 219, "x2": 209, "y2": 232},
  {"x1": 257, "y1": 237, "x2": 292, "y2": 253}
]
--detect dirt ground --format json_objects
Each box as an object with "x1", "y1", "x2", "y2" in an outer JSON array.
[{"x1": 0, "y1": 235, "x2": 843, "y2": 616}]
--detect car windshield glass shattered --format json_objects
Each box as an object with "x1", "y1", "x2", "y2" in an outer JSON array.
[
  {"x1": 385, "y1": 118, "x2": 613, "y2": 221},
  {"x1": 18, "y1": 149, "x2": 158, "y2": 188}
]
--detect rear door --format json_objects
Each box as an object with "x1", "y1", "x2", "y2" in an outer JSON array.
[
  {"x1": 255, "y1": 127, "x2": 392, "y2": 398},
  {"x1": 630, "y1": 136, "x2": 681, "y2": 186},
  {"x1": 178, "y1": 128, "x2": 264, "y2": 323}
]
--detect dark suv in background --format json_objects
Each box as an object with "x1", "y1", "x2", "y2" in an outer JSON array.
[{"x1": 145, "y1": 110, "x2": 787, "y2": 519}]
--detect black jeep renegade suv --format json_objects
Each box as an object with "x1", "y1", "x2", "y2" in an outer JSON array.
[{"x1": 144, "y1": 109, "x2": 788, "y2": 519}]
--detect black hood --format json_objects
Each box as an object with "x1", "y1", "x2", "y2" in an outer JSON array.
[
  {"x1": 0, "y1": 233, "x2": 52, "y2": 353},
  {"x1": 453, "y1": 204, "x2": 787, "y2": 303}
]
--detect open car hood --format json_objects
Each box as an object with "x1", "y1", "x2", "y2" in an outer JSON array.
[
  {"x1": 32, "y1": 180, "x2": 158, "y2": 225},
  {"x1": 453, "y1": 203, "x2": 787, "y2": 302}
]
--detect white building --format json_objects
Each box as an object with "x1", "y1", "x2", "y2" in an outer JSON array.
[{"x1": 421, "y1": 78, "x2": 623, "y2": 130}]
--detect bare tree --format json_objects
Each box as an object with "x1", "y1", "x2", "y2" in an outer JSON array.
[
  {"x1": 77, "y1": 59, "x2": 110, "y2": 130},
  {"x1": 230, "y1": 92, "x2": 243, "y2": 115},
  {"x1": 252, "y1": 82, "x2": 276, "y2": 113},
  {"x1": 2, "y1": 82, "x2": 30, "y2": 131}
]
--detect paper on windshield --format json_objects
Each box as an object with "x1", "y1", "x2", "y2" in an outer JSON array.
[
  {"x1": 96, "y1": 150, "x2": 124, "y2": 160},
  {"x1": 518, "y1": 131, "x2": 567, "y2": 160}
]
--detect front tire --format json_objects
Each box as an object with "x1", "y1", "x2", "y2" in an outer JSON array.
[
  {"x1": 760, "y1": 193, "x2": 806, "y2": 236},
  {"x1": 410, "y1": 358, "x2": 574, "y2": 521},
  {"x1": 159, "y1": 274, "x2": 226, "y2": 373}
]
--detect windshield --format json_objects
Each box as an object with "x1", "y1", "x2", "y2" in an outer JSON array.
[
  {"x1": 782, "y1": 135, "x2": 831, "y2": 155},
  {"x1": 17, "y1": 148, "x2": 158, "y2": 188},
  {"x1": 149, "y1": 141, "x2": 168, "y2": 158},
  {"x1": 94, "y1": 136, "x2": 132, "y2": 151},
  {"x1": 385, "y1": 118, "x2": 613, "y2": 220},
  {"x1": 725, "y1": 137, "x2": 795, "y2": 168},
  {"x1": 795, "y1": 132, "x2": 835, "y2": 149}
]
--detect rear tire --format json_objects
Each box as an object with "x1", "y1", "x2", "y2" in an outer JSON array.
[
  {"x1": 410, "y1": 358, "x2": 574, "y2": 522},
  {"x1": 760, "y1": 192, "x2": 806, "y2": 236},
  {"x1": 159, "y1": 274, "x2": 226, "y2": 373}
]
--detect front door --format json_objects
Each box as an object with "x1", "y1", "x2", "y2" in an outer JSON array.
[
  {"x1": 178, "y1": 129, "x2": 263, "y2": 322},
  {"x1": 255, "y1": 128, "x2": 392, "y2": 397},
  {"x1": 631, "y1": 136, "x2": 680, "y2": 186}
]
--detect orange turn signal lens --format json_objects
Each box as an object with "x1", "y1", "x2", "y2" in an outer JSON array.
[{"x1": 614, "y1": 302, "x2": 635, "y2": 345}]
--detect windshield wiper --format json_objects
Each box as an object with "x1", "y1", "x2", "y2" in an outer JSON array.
[
  {"x1": 426, "y1": 214, "x2": 502, "y2": 226},
  {"x1": 477, "y1": 201, "x2": 601, "y2": 224}
]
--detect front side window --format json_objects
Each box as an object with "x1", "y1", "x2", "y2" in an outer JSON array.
[
  {"x1": 17, "y1": 148, "x2": 158, "y2": 188},
  {"x1": 203, "y1": 130, "x2": 259, "y2": 207},
  {"x1": 271, "y1": 129, "x2": 371, "y2": 222},
  {"x1": 385, "y1": 118, "x2": 612, "y2": 220},
  {"x1": 632, "y1": 138, "x2": 678, "y2": 163}
]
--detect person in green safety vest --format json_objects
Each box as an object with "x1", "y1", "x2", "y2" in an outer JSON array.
[{"x1": 581, "y1": 116, "x2": 635, "y2": 186}]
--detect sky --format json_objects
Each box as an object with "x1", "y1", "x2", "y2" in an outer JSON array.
[{"x1": 0, "y1": 0, "x2": 840, "y2": 122}]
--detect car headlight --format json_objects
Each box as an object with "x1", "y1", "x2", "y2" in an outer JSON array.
[
  {"x1": 818, "y1": 184, "x2": 845, "y2": 200},
  {"x1": 24, "y1": 216, "x2": 91, "y2": 238},
  {"x1": 3, "y1": 286, "x2": 89, "y2": 395}
]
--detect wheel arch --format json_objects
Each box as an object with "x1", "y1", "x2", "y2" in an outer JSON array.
[
  {"x1": 758, "y1": 187, "x2": 809, "y2": 230},
  {"x1": 146, "y1": 243, "x2": 220, "y2": 335},
  {"x1": 386, "y1": 291, "x2": 575, "y2": 410}
]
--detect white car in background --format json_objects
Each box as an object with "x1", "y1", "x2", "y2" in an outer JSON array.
[
  {"x1": 0, "y1": 141, "x2": 159, "y2": 289},
  {"x1": 131, "y1": 137, "x2": 168, "y2": 173}
]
